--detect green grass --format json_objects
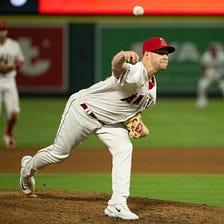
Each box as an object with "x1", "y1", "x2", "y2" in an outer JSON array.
[
  {"x1": 0, "y1": 98, "x2": 66, "y2": 147},
  {"x1": 1, "y1": 173, "x2": 224, "y2": 207},
  {"x1": 0, "y1": 97, "x2": 224, "y2": 148},
  {"x1": 1, "y1": 98, "x2": 224, "y2": 209},
  {"x1": 138, "y1": 98, "x2": 224, "y2": 148}
]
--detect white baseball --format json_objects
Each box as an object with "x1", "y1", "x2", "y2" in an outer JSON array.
[
  {"x1": 10, "y1": 0, "x2": 28, "y2": 7},
  {"x1": 133, "y1": 6, "x2": 144, "y2": 16}
]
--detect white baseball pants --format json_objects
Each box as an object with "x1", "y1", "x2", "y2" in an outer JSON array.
[
  {"x1": 22, "y1": 94, "x2": 133, "y2": 205},
  {"x1": 0, "y1": 77, "x2": 20, "y2": 118}
]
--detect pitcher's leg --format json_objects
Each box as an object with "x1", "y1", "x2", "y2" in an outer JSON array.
[
  {"x1": 96, "y1": 124, "x2": 138, "y2": 219},
  {"x1": 110, "y1": 141, "x2": 133, "y2": 204},
  {"x1": 20, "y1": 97, "x2": 95, "y2": 194},
  {"x1": 97, "y1": 124, "x2": 133, "y2": 204},
  {"x1": 21, "y1": 144, "x2": 72, "y2": 178}
]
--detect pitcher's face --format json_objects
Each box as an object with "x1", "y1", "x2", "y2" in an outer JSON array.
[{"x1": 150, "y1": 49, "x2": 169, "y2": 71}]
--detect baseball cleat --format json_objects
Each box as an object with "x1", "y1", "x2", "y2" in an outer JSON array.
[
  {"x1": 20, "y1": 156, "x2": 35, "y2": 195},
  {"x1": 104, "y1": 204, "x2": 139, "y2": 220},
  {"x1": 3, "y1": 134, "x2": 16, "y2": 148}
]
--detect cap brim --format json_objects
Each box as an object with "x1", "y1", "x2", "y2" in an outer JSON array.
[{"x1": 161, "y1": 46, "x2": 176, "y2": 53}]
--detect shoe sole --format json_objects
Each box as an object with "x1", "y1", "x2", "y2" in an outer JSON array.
[{"x1": 20, "y1": 176, "x2": 35, "y2": 195}]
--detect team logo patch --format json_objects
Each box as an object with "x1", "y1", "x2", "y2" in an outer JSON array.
[{"x1": 135, "y1": 123, "x2": 143, "y2": 134}]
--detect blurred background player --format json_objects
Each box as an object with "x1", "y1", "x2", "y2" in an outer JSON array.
[
  {"x1": 0, "y1": 20, "x2": 25, "y2": 148},
  {"x1": 196, "y1": 42, "x2": 224, "y2": 108}
]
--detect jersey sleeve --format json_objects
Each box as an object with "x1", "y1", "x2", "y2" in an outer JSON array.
[{"x1": 118, "y1": 62, "x2": 148, "y2": 86}]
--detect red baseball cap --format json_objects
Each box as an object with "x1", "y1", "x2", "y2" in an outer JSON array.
[
  {"x1": 142, "y1": 37, "x2": 175, "y2": 55},
  {"x1": 0, "y1": 20, "x2": 7, "y2": 31}
]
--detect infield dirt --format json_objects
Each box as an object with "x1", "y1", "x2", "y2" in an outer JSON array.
[{"x1": 0, "y1": 147, "x2": 224, "y2": 224}]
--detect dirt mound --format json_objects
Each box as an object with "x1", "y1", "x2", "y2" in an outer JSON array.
[{"x1": 1, "y1": 190, "x2": 224, "y2": 224}]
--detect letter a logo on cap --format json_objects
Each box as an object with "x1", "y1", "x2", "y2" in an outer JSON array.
[{"x1": 160, "y1": 38, "x2": 167, "y2": 47}]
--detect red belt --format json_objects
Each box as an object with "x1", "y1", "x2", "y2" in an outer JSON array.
[{"x1": 80, "y1": 103, "x2": 105, "y2": 125}]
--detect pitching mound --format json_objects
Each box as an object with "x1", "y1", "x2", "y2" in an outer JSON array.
[{"x1": 1, "y1": 190, "x2": 224, "y2": 224}]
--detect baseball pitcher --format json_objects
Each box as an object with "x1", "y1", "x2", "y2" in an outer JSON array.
[{"x1": 20, "y1": 37, "x2": 175, "y2": 220}]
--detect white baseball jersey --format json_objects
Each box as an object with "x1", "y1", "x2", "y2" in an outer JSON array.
[
  {"x1": 76, "y1": 62, "x2": 157, "y2": 124},
  {"x1": 0, "y1": 37, "x2": 24, "y2": 116},
  {"x1": 0, "y1": 37, "x2": 24, "y2": 78},
  {"x1": 201, "y1": 50, "x2": 224, "y2": 79}
]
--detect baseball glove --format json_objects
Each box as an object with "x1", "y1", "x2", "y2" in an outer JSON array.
[
  {"x1": 0, "y1": 56, "x2": 15, "y2": 74},
  {"x1": 123, "y1": 112, "x2": 149, "y2": 139}
]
